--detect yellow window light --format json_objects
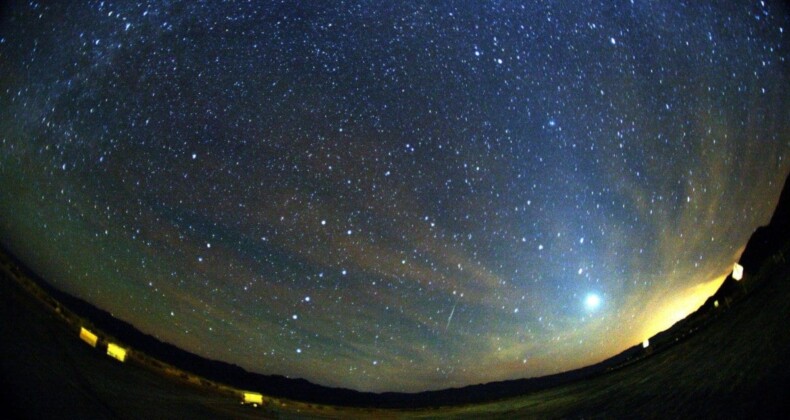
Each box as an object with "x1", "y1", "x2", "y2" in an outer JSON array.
[
  {"x1": 79, "y1": 327, "x2": 98, "y2": 348},
  {"x1": 243, "y1": 392, "x2": 263, "y2": 405},
  {"x1": 107, "y1": 342, "x2": 127, "y2": 362}
]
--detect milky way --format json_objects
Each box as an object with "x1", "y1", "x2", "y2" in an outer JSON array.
[{"x1": 1, "y1": 1, "x2": 789, "y2": 392}]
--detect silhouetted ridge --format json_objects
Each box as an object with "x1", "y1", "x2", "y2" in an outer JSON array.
[{"x1": 738, "y1": 171, "x2": 790, "y2": 275}]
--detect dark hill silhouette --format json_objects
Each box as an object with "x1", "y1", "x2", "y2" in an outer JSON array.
[
  {"x1": 644, "y1": 171, "x2": 790, "y2": 355},
  {"x1": 738, "y1": 172, "x2": 790, "y2": 275}
]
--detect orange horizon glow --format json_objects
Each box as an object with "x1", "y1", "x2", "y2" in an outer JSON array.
[{"x1": 636, "y1": 271, "x2": 729, "y2": 343}]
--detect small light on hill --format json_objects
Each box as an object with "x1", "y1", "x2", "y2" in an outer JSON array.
[{"x1": 732, "y1": 263, "x2": 744, "y2": 281}]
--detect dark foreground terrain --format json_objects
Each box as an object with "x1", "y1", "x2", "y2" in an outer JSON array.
[
  {"x1": 2, "y1": 241, "x2": 789, "y2": 419},
  {"x1": 2, "y1": 174, "x2": 790, "y2": 418}
]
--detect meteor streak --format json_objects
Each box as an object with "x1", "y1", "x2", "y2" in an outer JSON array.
[{"x1": 445, "y1": 301, "x2": 458, "y2": 331}]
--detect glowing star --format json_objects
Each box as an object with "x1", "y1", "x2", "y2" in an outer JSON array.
[{"x1": 584, "y1": 293, "x2": 601, "y2": 310}]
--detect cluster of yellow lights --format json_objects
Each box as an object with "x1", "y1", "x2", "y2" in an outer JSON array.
[
  {"x1": 79, "y1": 327, "x2": 265, "y2": 407},
  {"x1": 79, "y1": 327, "x2": 127, "y2": 362}
]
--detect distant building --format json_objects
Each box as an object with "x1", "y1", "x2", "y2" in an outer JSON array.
[
  {"x1": 642, "y1": 339, "x2": 650, "y2": 349},
  {"x1": 732, "y1": 263, "x2": 744, "y2": 281},
  {"x1": 106, "y1": 343, "x2": 127, "y2": 362},
  {"x1": 79, "y1": 327, "x2": 98, "y2": 347},
  {"x1": 242, "y1": 392, "x2": 264, "y2": 406}
]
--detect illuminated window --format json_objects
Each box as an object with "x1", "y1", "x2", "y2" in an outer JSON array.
[
  {"x1": 79, "y1": 327, "x2": 98, "y2": 348},
  {"x1": 107, "y1": 343, "x2": 127, "y2": 362},
  {"x1": 243, "y1": 392, "x2": 263, "y2": 405}
]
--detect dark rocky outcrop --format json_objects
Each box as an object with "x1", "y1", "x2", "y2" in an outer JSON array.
[{"x1": 738, "y1": 172, "x2": 790, "y2": 274}]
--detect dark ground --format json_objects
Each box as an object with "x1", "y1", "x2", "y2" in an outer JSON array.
[
  {"x1": 3, "y1": 247, "x2": 789, "y2": 419},
  {"x1": 0, "y1": 268, "x2": 269, "y2": 419},
  {"x1": 428, "y1": 256, "x2": 790, "y2": 419}
]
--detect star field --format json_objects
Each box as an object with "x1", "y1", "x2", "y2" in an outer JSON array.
[{"x1": 1, "y1": 1, "x2": 789, "y2": 392}]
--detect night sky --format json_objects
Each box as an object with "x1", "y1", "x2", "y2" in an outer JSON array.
[{"x1": 1, "y1": 1, "x2": 789, "y2": 392}]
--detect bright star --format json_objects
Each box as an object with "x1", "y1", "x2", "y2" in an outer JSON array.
[{"x1": 584, "y1": 293, "x2": 601, "y2": 311}]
